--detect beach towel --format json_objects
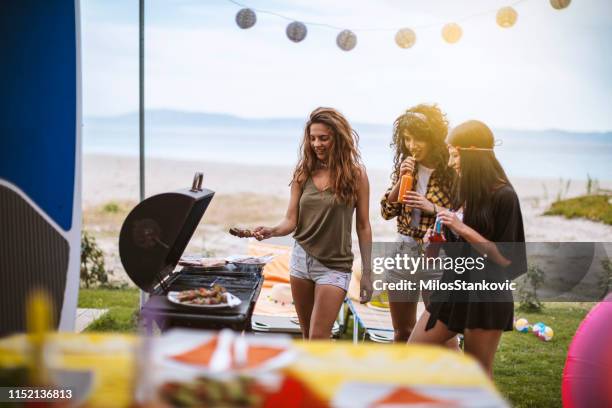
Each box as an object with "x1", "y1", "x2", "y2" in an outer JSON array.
[{"x1": 247, "y1": 241, "x2": 291, "y2": 287}]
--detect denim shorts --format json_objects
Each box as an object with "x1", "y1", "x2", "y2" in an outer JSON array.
[
  {"x1": 384, "y1": 234, "x2": 444, "y2": 302},
  {"x1": 289, "y1": 243, "x2": 351, "y2": 292}
]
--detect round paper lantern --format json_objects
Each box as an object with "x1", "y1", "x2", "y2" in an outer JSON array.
[
  {"x1": 235, "y1": 8, "x2": 256, "y2": 29},
  {"x1": 442, "y1": 23, "x2": 462, "y2": 44},
  {"x1": 562, "y1": 296, "x2": 612, "y2": 407},
  {"x1": 395, "y1": 28, "x2": 416, "y2": 49},
  {"x1": 336, "y1": 29, "x2": 357, "y2": 51},
  {"x1": 286, "y1": 21, "x2": 307, "y2": 43},
  {"x1": 496, "y1": 6, "x2": 518, "y2": 28},
  {"x1": 514, "y1": 318, "x2": 530, "y2": 333},
  {"x1": 550, "y1": 0, "x2": 571, "y2": 10}
]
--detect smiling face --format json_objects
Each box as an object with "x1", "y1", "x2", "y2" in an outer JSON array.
[
  {"x1": 448, "y1": 145, "x2": 461, "y2": 173},
  {"x1": 309, "y1": 123, "x2": 333, "y2": 162},
  {"x1": 403, "y1": 131, "x2": 431, "y2": 163}
]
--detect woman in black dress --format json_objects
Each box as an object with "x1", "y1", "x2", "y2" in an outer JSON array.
[{"x1": 408, "y1": 120, "x2": 526, "y2": 378}]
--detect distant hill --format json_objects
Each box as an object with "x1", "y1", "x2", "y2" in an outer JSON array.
[
  {"x1": 84, "y1": 110, "x2": 612, "y2": 140},
  {"x1": 84, "y1": 110, "x2": 392, "y2": 134}
]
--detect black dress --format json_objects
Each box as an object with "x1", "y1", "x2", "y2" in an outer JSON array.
[{"x1": 425, "y1": 185, "x2": 526, "y2": 333}]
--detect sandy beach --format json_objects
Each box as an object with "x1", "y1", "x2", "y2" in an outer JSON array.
[{"x1": 83, "y1": 154, "x2": 612, "y2": 285}]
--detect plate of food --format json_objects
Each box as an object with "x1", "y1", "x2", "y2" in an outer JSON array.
[
  {"x1": 179, "y1": 256, "x2": 228, "y2": 270},
  {"x1": 225, "y1": 254, "x2": 274, "y2": 268},
  {"x1": 167, "y1": 285, "x2": 242, "y2": 309}
]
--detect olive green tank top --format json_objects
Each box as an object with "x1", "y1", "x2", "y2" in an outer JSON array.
[{"x1": 293, "y1": 177, "x2": 354, "y2": 273}]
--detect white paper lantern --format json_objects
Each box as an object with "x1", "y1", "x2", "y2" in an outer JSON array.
[
  {"x1": 286, "y1": 21, "x2": 307, "y2": 43},
  {"x1": 235, "y1": 8, "x2": 256, "y2": 29},
  {"x1": 336, "y1": 29, "x2": 357, "y2": 51},
  {"x1": 550, "y1": 0, "x2": 571, "y2": 10},
  {"x1": 442, "y1": 23, "x2": 462, "y2": 44},
  {"x1": 496, "y1": 7, "x2": 518, "y2": 28},
  {"x1": 395, "y1": 28, "x2": 416, "y2": 49}
]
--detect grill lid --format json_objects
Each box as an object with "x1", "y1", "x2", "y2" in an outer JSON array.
[{"x1": 118, "y1": 173, "x2": 214, "y2": 292}]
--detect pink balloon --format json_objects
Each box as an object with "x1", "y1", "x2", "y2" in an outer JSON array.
[{"x1": 562, "y1": 295, "x2": 612, "y2": 407}]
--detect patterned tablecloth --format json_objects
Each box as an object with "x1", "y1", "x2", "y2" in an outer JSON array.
[{"x1": 0, "y1": 332, "x2": 506, "y2": 407}]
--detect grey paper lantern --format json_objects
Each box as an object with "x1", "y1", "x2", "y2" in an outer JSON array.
[
  {"x1": 286, "y1": 21, "x2": 307, "y2": 42},
  {"x1": 336, "y1": 29, "x2": 357, "y2": 51},
  {"x1": 235, "y1": 8, "x2": 256, "y2": 29},
  {"x1": 550, "y1": 0, "x2": 571, "y2": 10},
  {"x1": 395, "y1": 28, "x2": 416, "y2": 49}
]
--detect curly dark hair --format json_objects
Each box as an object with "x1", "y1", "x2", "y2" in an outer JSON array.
[{"x1": 390, "y1": 103, "x2": 455, "y2": 196}]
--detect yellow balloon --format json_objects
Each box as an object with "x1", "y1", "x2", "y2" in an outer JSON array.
[
  {"x1": 442, "y1": 23, "x2": 462, "y2": 44},
  {"x1": 550, "y1": 0, "x2": 571, "y2": 10},
  {"x1": 395, "y1": 28, "x2": 416, "y2": 49},
  {"x1": 496, "y1": 6, "x2": 518, "y2": 28}
]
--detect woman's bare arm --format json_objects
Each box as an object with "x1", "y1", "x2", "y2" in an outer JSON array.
[
  {"x1": 355, "y1": 168, "x2": 373, "y2": 302},
  {"x1": 438, "y1": 210, "x2": 511, "y2": 267},
  {"x1": 253, "y1": 179, "x2": 302, "y2": 240}
]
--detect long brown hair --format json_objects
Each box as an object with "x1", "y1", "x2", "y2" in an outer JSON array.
[
  {"x1": 292, "y1": 107, "x2": 363, "y2": 205},
  {"x1": 449, "y1": 120, "x2": 511, "y2": 238},
  {"x1": 390, "y1": 103, "x2": 454, "y2": 195}
]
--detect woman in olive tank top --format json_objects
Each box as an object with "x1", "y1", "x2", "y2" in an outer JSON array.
[{"x1": 254, "y1": 107, "x2": 372, "y2": 340}]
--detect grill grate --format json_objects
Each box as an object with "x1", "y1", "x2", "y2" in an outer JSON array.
[{"x1": 169, "y1": 274, "x2": 260, "y2": 292}]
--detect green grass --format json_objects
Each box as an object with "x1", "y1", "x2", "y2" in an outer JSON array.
[
  {"x1": 78, "y1": 288, "x2": 140, "y2": 332},
  {"x1": 544, "y1": 194, "x2": 612, "y2": 225},
  {"x1": 495, "y1": 303, "x2": 592, "y2": 408},
  {"x1": 78, "y1": 289, "x2": 593, "y2": 407}
]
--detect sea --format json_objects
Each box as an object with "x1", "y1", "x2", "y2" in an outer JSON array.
[{"x1": 83, "y1": 115, "x2": 611, "y2": 181}]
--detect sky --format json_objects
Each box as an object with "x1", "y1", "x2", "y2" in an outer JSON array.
[{"x1": 81, "y1": 0, "x2": 612, "y2": 132}]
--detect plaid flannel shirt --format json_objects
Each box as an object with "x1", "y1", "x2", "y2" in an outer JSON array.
[{"x1": 380, "y1": 169, "x2": 453, "y2": 243}]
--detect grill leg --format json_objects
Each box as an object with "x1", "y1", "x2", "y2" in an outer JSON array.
[{"x1": 139, "y1": 314, "x2": 153, "y2": 336}]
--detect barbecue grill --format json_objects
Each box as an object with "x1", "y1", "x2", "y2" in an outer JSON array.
[{"x1": 118, "y1": 173, "x2": 264, "y2": 333}]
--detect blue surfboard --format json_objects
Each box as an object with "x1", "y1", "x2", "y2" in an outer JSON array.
[{"x1": 0, "y1": 0, "x2": 81, "y2": 334}]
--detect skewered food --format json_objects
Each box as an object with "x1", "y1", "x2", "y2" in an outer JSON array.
[
  {"x1": 176, "y1": 285, "x2": 227, "y2": 305},
  {"x1": 229, "y1": 227, "x2": 255, "y2": 238}
]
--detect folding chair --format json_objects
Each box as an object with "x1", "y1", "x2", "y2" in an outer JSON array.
[{"x1": 346, "y1": 298, "x2": 395, "y2": 344}]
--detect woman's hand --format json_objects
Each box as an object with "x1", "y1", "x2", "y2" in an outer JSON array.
[
  {"x1": 399, "y1": 157, "x2": 415, "y2": 177},
  {"x1": 403, "y1": 191, "x2": 435, "y2": 213},
  {"x1": 359, "y1": 270, "x2": 374, "y2": 304},
  {"x1": 437, "y1": 210, "x2": 464, "y2": 235},
  {"x1": 423, "y1": 227, "x2": 434, "y2": 244},
  {"x1": 253, "y1": 226, "x2": 274, "y2": 241}
]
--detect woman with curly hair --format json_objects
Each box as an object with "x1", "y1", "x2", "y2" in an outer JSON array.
[
  {"x1": 380, "y1": 103, "x2": 456, "y2": 342},
  {"x1": 254, "y1": 107, "x2": 372, "y2": 340}
]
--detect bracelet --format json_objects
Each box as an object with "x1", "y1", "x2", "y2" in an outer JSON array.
[{"x1": 432, "y1": 204, "x2": 438, "y2": 215}]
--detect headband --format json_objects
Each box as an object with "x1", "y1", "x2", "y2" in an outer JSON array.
[
  {"x1": 454, "y1": 146, "x2": 494, "y2": 151},
  {"x1": 452, "y1": 139, "x2": 502, "y2": 151},
  {"x1": 405, "y1": 111, "x2": 428, "y2": 122}
]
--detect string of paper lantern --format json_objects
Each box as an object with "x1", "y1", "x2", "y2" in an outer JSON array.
[
  {"x1": 441, "y1": 23, "x2": 463, "y2": 44},
  {"x1": 550, "y1": 0, "x2": 571, "y2": 10},
  {"x1": 395, "y1": 28, "x2": 416, "y2": 49},
  {"x1": 286, "y1": 21, "x2": 307, "y2": 42},
  {"x1": 496, "y1": 7, "x2": 519, "y2": 28},
  {"x1": 336, "y1": 29, "x2": 357, "y2": 51},
  {"x1": 229, "y1": 0, "x2": 571, "y2": 51},
  {"x1": 235, "y1": 7, "x2": 256, "y2": 29}
]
